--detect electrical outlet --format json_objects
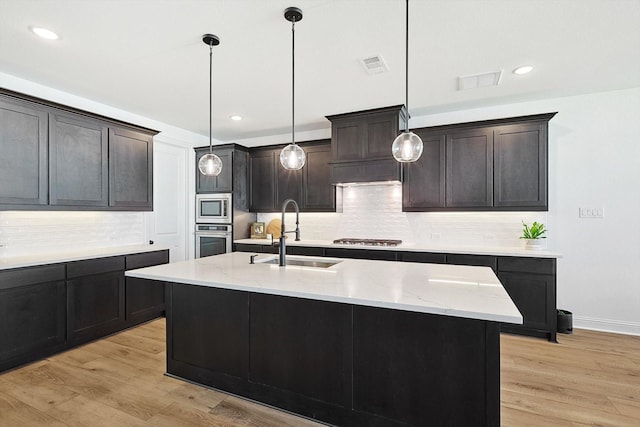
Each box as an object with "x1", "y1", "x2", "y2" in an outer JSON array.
[{"x1": 579, "y1": 207, "x2": 604, "y2": 218}]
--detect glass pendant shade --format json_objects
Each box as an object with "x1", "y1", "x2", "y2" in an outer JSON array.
[
  {"x1": 392, "y1": 131, "x2": 424, "y2": 162},
  {"x1": 280, "y1": 143, "x2": 306, "y2": 170},
  {"x1": 198, "y1": 152, "x2": 223, "y2": 176}
]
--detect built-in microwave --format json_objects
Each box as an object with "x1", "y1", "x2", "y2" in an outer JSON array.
[{"x1": 196, "y1": 193, "x2": 232, "y2": 223}]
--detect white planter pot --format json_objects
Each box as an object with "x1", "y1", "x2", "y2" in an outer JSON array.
[{"x1": 523, "y1": 239, "x2": 545, "y2": 250}]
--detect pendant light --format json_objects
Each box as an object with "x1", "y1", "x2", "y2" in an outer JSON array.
[
  {"x1": 280, "y1": 7, "x2": 306, "y2": 170},
  {"x1": 198, "y1": 34, "x2": 223, "y2": 176},
  {"x1": 392, "y1": 0, "x2": 423, "y2": 163}
]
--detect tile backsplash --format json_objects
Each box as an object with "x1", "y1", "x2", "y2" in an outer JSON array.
[
  {"x1": 258, "y1": 183, "x2": 547, "y2": 248},
  {"x1": 0, "y1": 211, "x2": 145, "y2": 258}
]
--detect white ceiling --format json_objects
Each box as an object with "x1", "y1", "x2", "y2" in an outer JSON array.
[{"x1": 2, "y1": 0, "x2": 639, "y2": 142}]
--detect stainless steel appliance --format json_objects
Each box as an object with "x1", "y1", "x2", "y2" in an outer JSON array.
[
  {"x1": 195, "y1": 224, "x2": 232, "y2": 258},
  {"x1": 332, "y1": 238, "x2": 402, "y2": 247},
  {"x1": 196, "y1": 193, "x2": 232, "y2": 223}
]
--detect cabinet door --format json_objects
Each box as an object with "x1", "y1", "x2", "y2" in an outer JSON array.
[
  {"x1": 67, "y1": 256, "x2": 126, "y2": 344},
  {"x1": 0, "y1": 96, "x2": 48, "y2": 206},
  {"x1": 249, "y1": 149, "x2": 276, "y2": 211},
  {"x1": 331, "y1": 118, "x2": 364, "y2": 161},
  {"x1": 195, "y1": 148, "x2": 233, "y2": 193},
  {"x1": 302, "y1": 142, "x2": 334, "y2": 211},
  {"x1": 49, "y1": 112, "x2": 108, "y2": 206},
  {"x1": 276, "y1": 167, "x2": 303, "y2": 210},
  {"x1": 446, "y1": 128, "x2": 493, "y2": 208},
  {"x1": 125, "y1": 250, "x2": 169, "y2": 325},
  {"x1": 0, "y1": 264, "x2": 66, "y2": 371},
  {"x1": 108, "y1": 127, "x2": 153, "y2": 210},
  {"x1": 402, "y1": 131, "x2": 446, "y2": 210},
  {"x1": 498, "y1": 271, "x2": 555, "y2": 332},
  {"x1": 494, "y1": 122, "x2": 547, "y2": 210},
  {"x1": 365, "y1": 112, "x2": 400, "y2": 158}
]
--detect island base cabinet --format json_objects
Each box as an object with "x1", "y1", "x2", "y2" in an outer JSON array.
[
  {"x1": 125, "y1": 250, "x2": 170, "y2": 326},
  {"x1": 164, "y1": 281, "x2": 501, "y2": 427}
]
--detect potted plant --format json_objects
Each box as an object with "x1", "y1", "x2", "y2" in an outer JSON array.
[{"x1": 520, "y1": 221, "x2": 547, "y2": 250}]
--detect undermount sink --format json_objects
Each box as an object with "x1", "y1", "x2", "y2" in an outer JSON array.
[{"x1": 254, "y1": 256, "x2": 342, "y2": 269}]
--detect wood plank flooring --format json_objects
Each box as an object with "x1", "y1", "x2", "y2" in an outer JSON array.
[{"x1": 1, "y1": 319, "x2": 638, "y2": 426}]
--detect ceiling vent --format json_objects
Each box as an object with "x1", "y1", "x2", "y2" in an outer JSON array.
[
  {"x1": 360, "y1": 54, "x2": 389, "y2": 75},
  {"x1": 458, "y1": 71, "x2": 502, "y2": 90}
]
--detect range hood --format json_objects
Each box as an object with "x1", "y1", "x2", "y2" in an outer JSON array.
[{"x1": 326, "y1": 105, "x2": 405, "y2": 185}]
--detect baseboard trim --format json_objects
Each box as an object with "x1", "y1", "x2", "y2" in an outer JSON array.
[{"x1": 573, "y1": 315, "x2": 640, "y2": 336}]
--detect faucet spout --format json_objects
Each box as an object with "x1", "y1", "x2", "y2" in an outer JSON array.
[{"x1": 279, "y1": 199, "x2": 301, "y2": 267}]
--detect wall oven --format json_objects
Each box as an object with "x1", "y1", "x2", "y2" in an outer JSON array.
[
  {"x1": 196, "y1": 193, "x2": 232, "y2": 224},
  {"x1": 195, "y1": 224, "x2": 232, "y2": 258}
]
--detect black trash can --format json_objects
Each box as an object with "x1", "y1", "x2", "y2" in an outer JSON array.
[{"x1": 557, "y1": 309, "x2": 573, "y2": 334}]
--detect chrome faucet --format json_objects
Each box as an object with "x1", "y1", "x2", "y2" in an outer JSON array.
[{"x1": 279, "y1": 198, "x2": 301, "y2": 266}]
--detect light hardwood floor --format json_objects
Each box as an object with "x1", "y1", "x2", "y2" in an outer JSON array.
[{"x1": 0, "y1": 319, "x2": 638, "y2": 426}]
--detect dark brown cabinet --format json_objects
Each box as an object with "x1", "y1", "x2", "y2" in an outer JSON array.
[
  {"x1": 249, "y1": 140, "x2": 334, "y2": 212},
  {"x1": 108, "y1": 127, "x2": 153, "y2": 209},
  {"x1": 1, "y1": 89, "x2": 157, "y2": 212},
  {"x1": 66, "y1": 256, "x2": 126, "y2": 345},
  {"x1": 49, "y1": 112, "x2": 109, "y2": 207},
  {"x1": 125, "y1": 250, "x2": 169, "y2": 326},
  {"x1": 0, "y1": 264, "x2": 66, "y2": 372},
  {"x1": 494, "y1": 122, "x2": 548, "y2": 209},
  {"x1": 498, "y1": 257, "x2": 556, "y2": 341},
  {"x1": 446, "y1": 128, "x2": 493, "y2": 208},
  {"x1": 403, "y1": 113, "x2": 556, "y2": 212},
  {"x1": 327, "y1": 105, "x2": 405, "y2": 184},
  {"x1": 0, "y1": 249, "x2": 170, "y2": 373},
  {"x1": 0, "y1": 95, "x2": 48, "y2": 207},
  {"x1": 195, "y1": 147, "x2": 233, "y2": 193}
]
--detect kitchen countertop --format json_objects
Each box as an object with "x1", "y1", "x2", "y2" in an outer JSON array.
[
  {"x1": 0, "y1": 244, "x2": 169, "y2": 270},
  {"x1": 126, "y1": 251, "x2": 523, "y2": 324},
  {"x1": 234, "y1": 238, "x2": 562, "y2": 258}
]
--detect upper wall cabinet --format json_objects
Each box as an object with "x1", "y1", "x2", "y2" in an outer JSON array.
[
  {"x1": 0, "y1": 96, "x2": 48, "y2": 206},
  {"x1": 0, "y1": 89, "x2": 157, "y2": 211},
  {"x1": 326, "y1": 105, "x2": 405, "y2": 184},
  {"x1": 49, "y1": 112, "x2": 109, "y2": 207},
  {"x1": 248, "y1": 140, "x2": 334, "y2": 212},
  {"x1": 403, "y1": 113, "x2": 556, "y2": 212},
  {"x1": 108, "y1": 127, "x2": 153, "y2": 210},
  {"x1": 195, "y1": 145, "x2": 250, "y2": 212}
]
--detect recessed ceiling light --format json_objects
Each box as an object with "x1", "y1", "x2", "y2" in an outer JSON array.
[
  {"x1": 513, "y1": 65, "x2": 533, "y2": 75},
  {"x1": 31, "y1": 27, "x2": 59, "y2": 40},
  {"x1": 230, "y1": 115, "x2": 243, "y2": 121}
]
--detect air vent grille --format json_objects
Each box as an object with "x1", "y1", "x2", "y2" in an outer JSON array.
[
  {"x1": 360, "y1": 54, "x2": 389, "y2": 75},
  {"x1": 458, "y1": 71, "x2": 502, "y2": 90}
]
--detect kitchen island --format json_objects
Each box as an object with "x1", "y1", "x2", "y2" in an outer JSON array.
[{"x1": 126, "y1": 252, "x2": 521, "y2": 427}]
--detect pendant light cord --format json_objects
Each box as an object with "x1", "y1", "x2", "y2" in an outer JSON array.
[
  {"x1": 405, "y1": 0, "x2": 410, "y2": 132},
  {"x1": 209, "y1": 42, "x2": 213, "y2": 154},
  {"x1": 291, "y1": 17, "x2": 296, "y2": 146}
]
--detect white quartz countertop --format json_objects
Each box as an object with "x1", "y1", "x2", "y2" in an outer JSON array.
[
  {"x1": 234, "y1": 238, "x2": 562, "y2": 258},
  {"x1": 0, "y1": 244, "x2": 168, "y2": 270},
  {"x1": 126, "y1": 251, "x2": 523, "y2": 324}
]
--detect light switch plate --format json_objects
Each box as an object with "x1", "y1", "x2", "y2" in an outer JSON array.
[{"x1": 579, "y1": 207, "x2": 604, "y2": 218}]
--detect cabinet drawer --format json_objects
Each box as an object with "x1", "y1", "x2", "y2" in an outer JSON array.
[
  {"x1": 0, "y1": 264, "x2": 66, "y2": 290},
  {"x1": 498, "y1": 257, "x2": 555, "y2": 275},
  {"x1": 398, "y1": 251, "x2": 446, "y2": 264},
  {"x1": 447, "y1": 254, "x2": 497, "y2": 272},
  {"x1": 287, "y1": 246, "x2": 325, "y2": 256},
  {"x1": 67, "y1": 256, "x2": 125, "y2": 278},
  {"x1": 325, "y1": 248, "x2": 398, "y2": 261},
  {"x1": 126, "y1": 250, "x2": 169, "y2": 270}
]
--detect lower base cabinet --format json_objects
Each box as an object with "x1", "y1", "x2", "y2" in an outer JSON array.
[
  {"x1": 0, "y1": 264, "x2": 66, "y2": 372},
  {"x1": 166, "y1": 283, "x2": 500, "y2": 427},
  {"x1": 0, "y1": 249, "x2": 169, "y2": 373}
]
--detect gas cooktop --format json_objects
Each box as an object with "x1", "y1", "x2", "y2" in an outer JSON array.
[{"x1": 332, "y1": 238, "x2": 403, "y2": 247}]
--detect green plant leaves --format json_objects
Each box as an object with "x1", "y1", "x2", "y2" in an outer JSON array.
[{"x1": 521, "y1": 221, "x2": 547, "y2": 239}]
